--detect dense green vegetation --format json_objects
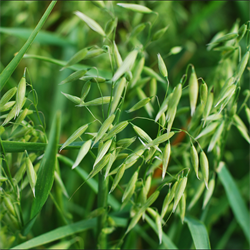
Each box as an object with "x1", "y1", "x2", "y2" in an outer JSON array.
[{"x1": 0, "y1": 1, "x2": 249, "y2": 249}]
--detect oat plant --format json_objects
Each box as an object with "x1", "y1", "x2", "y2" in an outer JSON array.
[{"x1": 0, "y1": 1, "x2": 249, "y2": 249}]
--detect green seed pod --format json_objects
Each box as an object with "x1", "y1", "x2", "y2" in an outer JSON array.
[
  {"x1": 208, "y1": 121, "x2": 224, "y2": 152},
  {"x1": 81, "y1": 80, "x2": 92, "y2": 101},
  {"x1": 161, "y1": 192, "x2": 170, "y2": 219},
  {"x1": 105, "y1": 18, "x2": 117, "y2": 37},
  {"x1": 26, "y1": 151, "x2": 37, "y2": 197},
  {"x1": 132, "y1": 124, "x2": 152, "y2": 143},
  {"x1": 84, "y1": 47, "x2": 106, "y2": 59},
  {"x1": 144, "y1": 175, "x2": 152, "y2": 195},
  {"x1": 237, "y1": 24, "x2": 247, "y2": 42},
  {"x1": 136, "y1": 88, "x2": 154, "y2": 118},
  {"x1": 113, "y1": 41, "x2": 123, "y2": 68},
  {"x1": 60, "y1": 124, "x2": 88, "y2": 151},
  {"x1": 104, "y1": 121, "x2": 128, "y2": 141},
  {"x1": 61, "y1": 47, "x2": 89, "y2": 70},
  {"x1": 190, "y1": 144, "x2": 199, "y2": 179},
  {"x1": 130, "y1": 23, "x2": 146, "y2": 38},
  {"x1": 173, "y1": 177, "x2": 187, "y2": 212},
  {"x1": 117, "y1": 136, "x2": 136, "y2": 149},
  {"x1": 168, "y1": 84, "x2": 182, "y2": 109},
  {"x1": 203, "y1": 90, "x2": 214, "y2": 126},
  {"x1": 116, "y1": 153, "x2": 129, "y2": 160},
  {"x1": 157, "y1": 53, "x2": 168, "y2": 78},
  {"x1": 0, "y1": 101, "x2": 15, "y2": 112},
  {"x1": 3, "y1": 196, "x2": 16, "y2": 217},
  {"x1": 93, "y1": 114, "x2": 116, "y2": 147},
  {"x1": 112, "y1": 50, "x2": 138, "y2": 82},
  {"x1": 215, "y1": 84, "x2": 236, "y2": 108},
  {"x1": 75, "y1": 11, "x2": 105, "y2": 36},
  {"x1": 11, "y1": 108, "x2": 29, "y2": 133},
  {"x1": 245, "y1": 106, "x2": 250, "y2": 124},
  {"x1": 78, "y1": 96, "x2": 112, "y2": 107},
  {"x1": 126, "y1": 190, "x2": 160, "y2": 234},
  {"x1": 149, "y1": 78, "x2": 157, "y2": 103},
  {"x1": 54, "y1": 171, "x2": 69, "y2": 198},
  {"x1": 162, "y1": 141, "x2": 171, "y2": 179},
  {"x1": 117, "y1": 3, "x2": 153, "y2": 13},
  {"x1": 203, "y1": 174, "x2": 215, "y2": 208},
  {"x1": 104, "y1": 149, "x2": 116, "y2": 179},
  {"x1": 94, "y1": 139, "x2": 112, "y2": 167},
  {"x1": 0, "y1": 87, "x2": 17, "y2": 107},
  {"x1": 2, "y1": 98, "x2": 26, "y2": 126},
  {"x1": 80, "y1": 76, "x2": 106, "y2": 83},
  {"x1": 155, "y1": 93, "x2": 172, "y2": 122},
  {"x1": 72, "y1": 139, "x2": 92, "y2": 169},
  {"x1": 200, "y1": 151, "x2": 209, "y2": 189},
  {"x1": 61, "y1": 92, "x2": 82, "y2": 105},
  {"x1": 170, "y1": 46, "x2": 182, "y2": 55},
  {"x1": 130, "y1": 57, "x2": 145, "y2": 88},
  {"x1": 59, "y1": 69, "x2": 88, "y2": 85},
  {"x1": 89, "y1": 153, "x2": 111, "y2": 179},
  {"x1": 109, "y1": 163, "x2": 126, "y2": 193},
  {"x1": 213, "y1": 45, "x2": 236, "y2": 52},
  {"x1": 167, "y1": 107, "x2": 177, "y2": 133},
  {"x1": 179, "y1": 193, "x2": 186, "y2": 224},
  {"x1": 127, "y1": 97, "x2": 152, "y2": 113},
  {"x1": 16, "y1": 73, "x2": 26, "y2": 117},
  {"x1": 211, "y1": 32, "x2": 238, "y2": 44},
  {"x1": 189, "y1": 67, "x2": 199, "y2": 116},
  {"x1": 143, "y1": 66, "x2": 166, "y2": 84},
  {"x1": 195, "y1": 122, "x2": 219, "y2": 140},
  {"x1": 147, "y1": 132, "x2": 175, "y2": 148},
  {"x1": 122, "y1": 171, "x2": 138, "y2": 202},
  {"x1": 159, "y1": 113, "x2": 166, "y2": 128},
  {"x1": 235, "y1": 51, "x2": 249, "y2": 82},
  {"x1": 188, "y1": 181, "x2": 205, "y2": 210},
  {"x1": 200, "y1": 82, "x2": 208, "y2": 106},
  {"x1": 152, "y1": 26, "x2": 168, "y2": 41},
  {"x1": 207, "y1": 31, "x2": 225, "y2": 51},
  {"x1": 125, "y1": 71, "x2": 133, "y2": 81},
  {"x1": 110, "y1": 77, "x2": 126, "y2": 114}
]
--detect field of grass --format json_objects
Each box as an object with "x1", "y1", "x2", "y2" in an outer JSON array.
[{"x1": 0, "y1": 1, "x2": 249, "y2": 249}]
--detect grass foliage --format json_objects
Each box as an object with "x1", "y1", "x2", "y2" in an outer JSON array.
[{"x1": 0, "y1": 1, "x2": 249, "y2": 249}]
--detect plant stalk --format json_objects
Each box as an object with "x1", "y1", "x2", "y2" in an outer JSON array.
[{"x1": 97, "y1": 171, "x2": 109, "y2": 249}]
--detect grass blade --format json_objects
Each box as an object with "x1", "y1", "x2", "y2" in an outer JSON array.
[
  {"x1": 0, "y1": 27, "x2": 74, "y2": 47},
  {"x1": 0, "y1": 1, "x2": 57, "y2": 91},
  {"x1": 11, "y1": 218, "x2": 96, "y2": 249},
  {"x1": 30, "y1": 112, "x2": 61, "y2": 219},
  {"x1": 217, "y1": 162, "x2": 250, "y2": 243},
  {"x1": 185, "y1": 216, "x2": 211, "y2": 249},
  {"x1": 145, "y1": 214, "x2": 178, "y2": 249}
]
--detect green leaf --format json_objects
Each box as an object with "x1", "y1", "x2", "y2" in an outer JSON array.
[
  {"x1": 185, "y1": 216, "x2": 211, "y2": 249},
  {"x1": 11, "y1": 218, "x2": 96, "y2": 249},
  {"x1": 30, "y1": 112, "x2": 61, "y2": 219},
  {"x1": 217, "y1": 162, "x2": 250, "y2": 243},
  {"x1": 0, "y1": 27, "x2": 74, "y2": 47},
  {"x1": 0, "y1": 1, "x2": 57, "y2": 91}
]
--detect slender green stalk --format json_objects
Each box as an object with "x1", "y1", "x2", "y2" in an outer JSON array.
[
  {"x1": 97, "y1": 172, "x2": 109, "y2": 249},
  {"x1": 0, "y1": 1, "x2": 57, "y2": 91}
]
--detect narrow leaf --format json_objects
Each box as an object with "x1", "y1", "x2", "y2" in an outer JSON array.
[
  {"x1": 30, "y1": 112, "x2": 61, "y2": 219},
  {"x1": 217, "y1": 162, "x2": 250, "y2": 243},
  {"x1": 185, "y1": 216, "x2": 211, "y2": 249}
]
